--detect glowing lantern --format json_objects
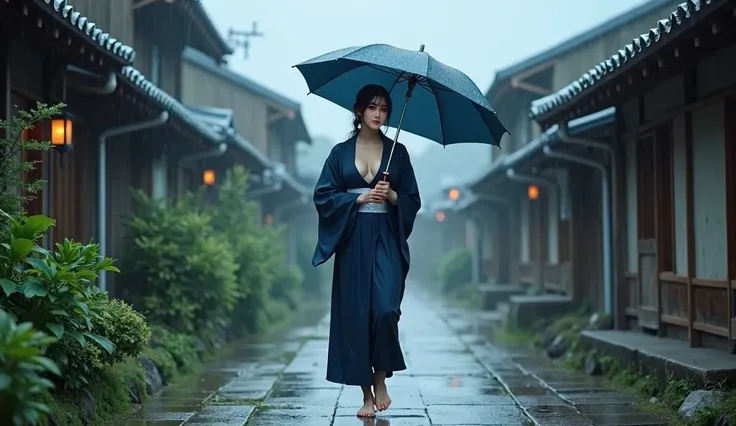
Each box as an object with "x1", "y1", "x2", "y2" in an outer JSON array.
[
  {"x1": 203, "y1": 169, "x2": 216, "y2": 186},
  {"x1": 50, "y1": 114, "x2": 73, "y2": 152},
  {"x1": 435, "y1": 211, "x2": 446, "y2": 222},
  {"x1": 448, "y1": 188, "x2": 460, "y2": 201},
  {"x1": 527, "y1": 184, "x2": 539, "y2": 200}
]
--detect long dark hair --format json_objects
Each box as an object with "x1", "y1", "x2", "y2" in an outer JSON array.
[{"x1": 349, "y1": 84, "x2": 392, "y2": 138}]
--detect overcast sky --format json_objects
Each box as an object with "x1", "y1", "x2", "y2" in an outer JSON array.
[{"x1": 202, "y1": 0, "x2": 652, "y2": 155}]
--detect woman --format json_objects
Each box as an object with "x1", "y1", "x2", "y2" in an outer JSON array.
[{"x1": 312, "y1": 84, "x2": 421, "y2": 417}]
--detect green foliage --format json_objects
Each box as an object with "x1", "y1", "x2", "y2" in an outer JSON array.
[
  {"x1": 296, "y1": 229, "x2": 328, "y2": 298},
  {"x1": 0, "y1": 308, "x2": 60, "y2": 426},
  {"x1": 437, "y1": 247, "x2": 473, "y2": 293},
  {"x1": 44, "y1": 358, "x2": 148, "y2": 426},
  {"x1": 270, "y1": 264, "x2": 304, "y2": 311},
  {"x1": 202, "y1": 166, "x2": 296, "y2": 334},
  {"x1": 0, "y1": 211, "x2": 121, "y2": 389},
  {"x1": 0, "y1": 103, "x2": 61, "y2": 238},
  {"x1": 142, "y1": 347, "x2": 177, "y2": 384},
  {"x1": 123, "y1": 190, "x2": 239, "y2": 335},
  {"x1": 87, "y1": 293, "x2": 151, "y2": 365},
  {"x1": 149, "y1": 326, "x2": 200, "y2": 374}
]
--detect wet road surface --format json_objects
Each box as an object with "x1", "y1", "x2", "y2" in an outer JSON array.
[{"x1": 120, "y1": 288, "x2": 666, "y2": 425}]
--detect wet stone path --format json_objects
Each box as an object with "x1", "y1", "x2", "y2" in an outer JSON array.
[{"x1": 120, "y1": 288, "x2": 666, "y2": 425}]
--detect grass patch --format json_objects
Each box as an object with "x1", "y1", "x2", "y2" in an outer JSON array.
[{"x1": 44, "y1": 357, "x2": 148, "y2": 426}]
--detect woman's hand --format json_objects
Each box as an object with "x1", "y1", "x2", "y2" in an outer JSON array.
[
  {"x1": 357, "y1": 188, "x2": 386, "y2": 204},
  {"x1": 374, "y1": 181, "x2": 397, "y2": 205}
]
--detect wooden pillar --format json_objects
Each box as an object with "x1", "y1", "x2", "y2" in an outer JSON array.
[
  {"x1": 684, "y1": 68, "x2": 698, "y2": 348},
  {"x1": 613, "y1": 108, "x2": 628, "y2": 329},
  {"x1": 724, "y1": 96, "x2": 736, "y2": 353}
]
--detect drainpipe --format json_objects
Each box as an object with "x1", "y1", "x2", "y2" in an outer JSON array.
[
  {"x1": 67, "y1": 66, "x2": 117, "y2": 95},
  {"x1": 176, "y1": 143, "x2": 228, "y2": 195},
  {"x1": 506, "y1": 168, "x2": 559, "y2": 288},
  {"x1": 542, "y1": 144, "x2": 613, "y2": 314},
  {"x1": 98, "y1": 111, "x2": 170, "y2": 292},
  {"x1": 556, "y1": 123, "x2": 621, "y2": 325},
  {"x1": 472, "y1": 193, "x2": 515, "y2": 285}
]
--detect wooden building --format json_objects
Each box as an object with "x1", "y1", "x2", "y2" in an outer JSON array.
[
  {"x1": 4, "y1": 0, "x2": 313, "y2": 296},
  {"x1": 529, "y1": 0, "x2": 736, "y2": 352},
  {"x1": 445, "y1": 0, "x2": 682, "y2": 313}
]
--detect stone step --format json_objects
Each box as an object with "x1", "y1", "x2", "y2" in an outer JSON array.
[
  {"x1": 580, "y1": 329, "x2": 736, "y2": 387},
  {"x1": 478, "y1": 283, "x2": 526, "y2": 311}
]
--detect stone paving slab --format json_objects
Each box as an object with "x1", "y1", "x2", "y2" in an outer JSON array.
[{"x1": 119, "y1": 287, "x2": 668, "y2": 425}]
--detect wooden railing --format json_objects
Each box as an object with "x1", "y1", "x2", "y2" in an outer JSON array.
[{"x1": 624, "y1": 271, "x2": 730, "y2": 341}]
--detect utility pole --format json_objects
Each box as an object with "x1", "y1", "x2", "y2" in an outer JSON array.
[{"x1": 227, "y1": 22, "x2": 264, "y2": 59}]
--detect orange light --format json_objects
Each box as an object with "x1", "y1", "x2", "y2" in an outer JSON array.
[
  {"x1": 50, "y1": 118, "x2": 72, "y2": 146},
  {"x1": 435, "y1": 211, "x2": 446, "y2": 222},
  {"x1": 265, "y1": 214, "x2": 274, "y2": 225},
  {"x1": 527, "y1": 184, "x2": 539, "y2": 200},
  {"x1": 203, "y1": 169, "x2": 216, "y2": 186},
  {"x1": 448, "y1": 188, "x2": 460, "y2": 201}
]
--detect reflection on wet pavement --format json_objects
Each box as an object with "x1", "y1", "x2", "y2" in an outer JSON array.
[{"x1": 117, "y1": 288, "x2": 666, "y2": 425}]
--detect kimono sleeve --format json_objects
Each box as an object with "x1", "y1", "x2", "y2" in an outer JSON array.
[
  {"x1": 311, "y1": 144, "x2": 360, "y2": 267},
  {"x1": 394, "y1": 143, "x2": 421, "y2": 244}
]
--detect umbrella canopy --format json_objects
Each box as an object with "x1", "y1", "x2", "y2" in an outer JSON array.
[{"x1": 294, "y1": 44, "x2": 509, "y2": 147}]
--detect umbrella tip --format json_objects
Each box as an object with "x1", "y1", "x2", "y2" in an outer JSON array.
[{"x1": 419, "y1": 44, "x2": 425, "y2": 52}]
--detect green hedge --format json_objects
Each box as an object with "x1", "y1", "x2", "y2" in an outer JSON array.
[
  {"x1": 437, "y1": 247, "x2": 473, "y2": 294},
  {"x1": 1, "y1": 106, "x2": 307, "y2": 425}
]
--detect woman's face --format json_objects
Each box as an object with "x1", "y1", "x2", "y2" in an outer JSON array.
[{"x1": 359, "y1": 96, "x2": 389, "y2": 131}]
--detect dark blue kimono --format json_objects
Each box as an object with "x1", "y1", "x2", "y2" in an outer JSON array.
[{"x1": 312, "y1": 134, "x2": 421, "y2": 386}]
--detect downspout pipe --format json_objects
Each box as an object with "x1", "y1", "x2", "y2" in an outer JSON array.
[
  {"x1": 556, "y1": 123, "x2": 621, "y2": 326},
  {"x1": 98, "y1": 111, "x2": 170, "y2": 292},
  {"x1": 176, "y1": 142, "x2": 228, "y2": 195},
  {"x1": 543, "y1": 144, "x2": 613, "y2": 314},
  {"x1": 67, "y1": 66, "x2": 117, "y2": 95}
]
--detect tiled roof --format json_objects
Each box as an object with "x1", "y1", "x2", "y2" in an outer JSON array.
[
  {"x1": 188, "y1": 0, "x2": 233, "y2": 55},
  {"x1": 486, "y1": 0, "x2": 676, "y2": 100},
  {"x1": 40, "y1": 0, "x2": 135, "y2": 64},
  {"x1": 463, "y1": 107, "x2": 615, "y2": 192},
  {"x1": 529, "y1": 0, "x2": 720, "y2": 120},
  {"x1": 121, "y1": 66, "x2": 223, "y2": 143},
  {"x1": 120, "y1": 67, "x2": 309, "y2": 195},
  {"x1": 185, "y1": 105, "x2": 235, "y2": 135}
]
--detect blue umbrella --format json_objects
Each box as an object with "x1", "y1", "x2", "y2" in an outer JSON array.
[{"x1": 293, "y1": 43, "x2": 509, "y2": 172}]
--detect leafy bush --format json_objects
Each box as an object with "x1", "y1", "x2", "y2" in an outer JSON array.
[
  {"x1": 0, "y1": 309, "x2": 60, "y2": 426},
  {"x1": 297, "y1": 230, "x2": 328, "y2": 298},
  {"x1": 0, "y1": 211, "x2": 120, "y2": 389},
  {"x1": 203, "y1": 166, "x2": 296, "y2": 334},
  {"x1": 87, "y1": 293, "x2": 151, "y2": 364},
  {"x1": 270, "y1": 264, "x2": 304, "y2": 311},
  {"x1": 437, "y1": 247, "x2": 473, "y2": 293},
  {"x1": 149, "y1": 326, "x2": 200, "y2": 374},
  {"x1": 123, "y1": 190, "x2": 239, "y2": 336}
]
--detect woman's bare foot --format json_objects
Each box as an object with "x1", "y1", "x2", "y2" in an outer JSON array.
[
  {"x1": 373, "y1": 382, "x2": 391, "y2": 411},
  {"x1": 373, "y1": 371, "x2": 392, "y2": 411},
  {"x1": 357, "y1": 386, "x2": 376, "y2": 417}
]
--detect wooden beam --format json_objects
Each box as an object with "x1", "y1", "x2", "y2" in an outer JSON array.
[
  {"x1": 725, "y1": 96, "x2": 736, "y2": 352},
  {"x1": 684, "y1": 67, "x2": 698, "y2": 347}
]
